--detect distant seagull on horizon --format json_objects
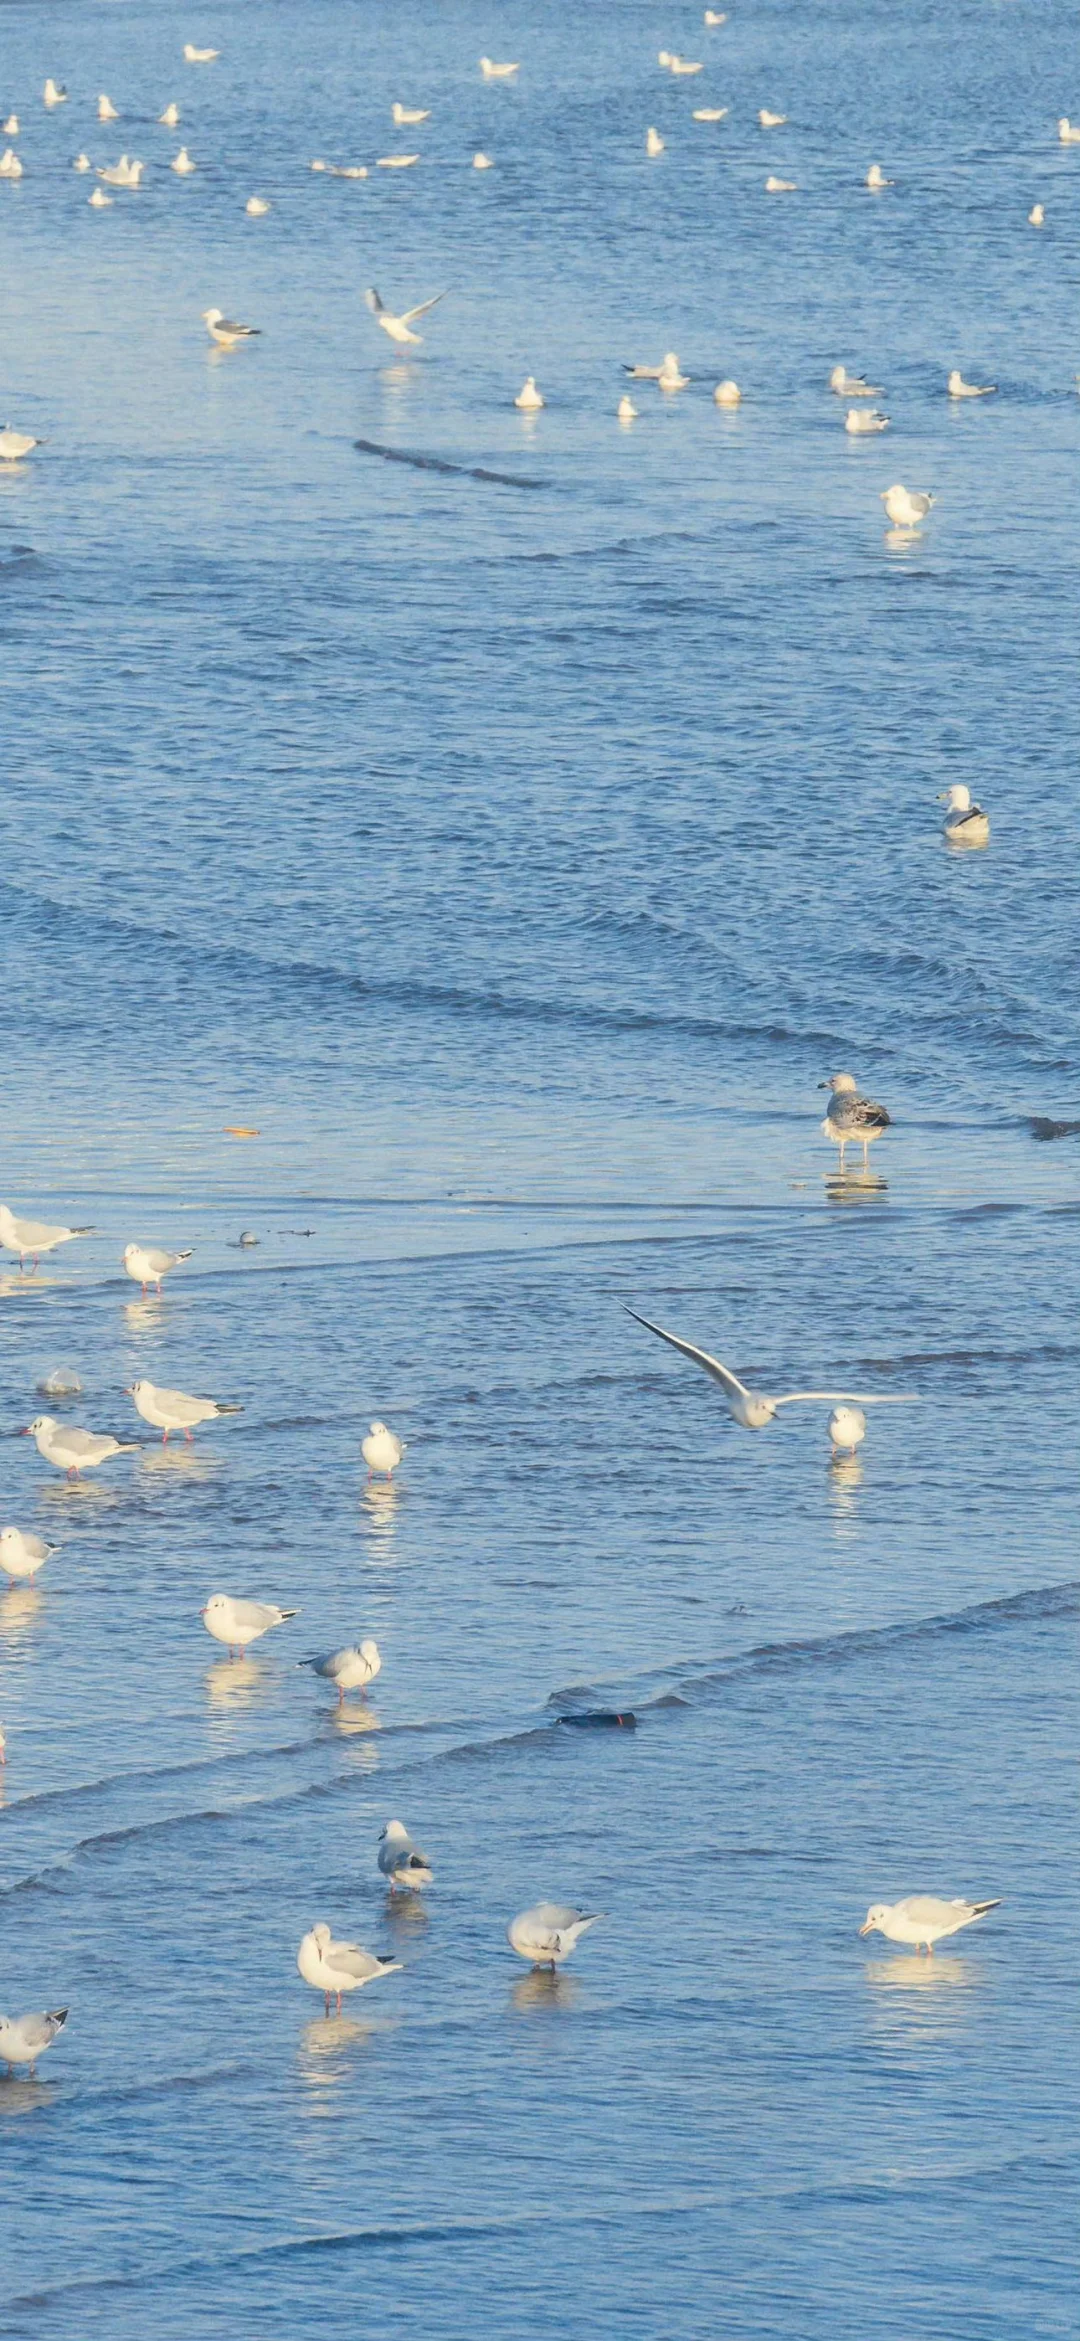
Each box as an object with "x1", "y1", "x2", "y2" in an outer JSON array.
[
  {"x1": 43, "y1": 80, "x2": 67, "y2": 108},
  {"x1": 0, "y1": 149, "x2": 23, "y2": 177},
  {"x1": 713, "y1": 379, "x2": 741, "y2": 405},
  {"x1": 365, "y1": 285, "x2": 447, "y2": 345},
  {"x1": 1058, "y1": 117, "x2": 1080, "y2": 142},
  {"x1": 171, "y1": 145, "x2": 196, "y2": 172},
  {"x1": 881, "y1": 482, "x2": 933, "y2": 529},
  {"x1": 759, "y1": 107, "x2": 786, "y2": 126},
  {"x1": 2, "y1": 115, "x2": 19, "y2": 135},
  {"x1": 245, "y1": 195, "x2": 270, "y2": 214},
  {"x1": 73, "y1": 153, "x2": 91, "y2": 172},
  {"x1": 765, "y1": 174, "x2": 797, "y2": 192},
  {"x1": 646, "y1": 126, "x2": 665, "y2": 156},
  {"x1": 693, "y1": 107, "x2": 728, "y2": 121},
  {"x1": 473, "y1": 151, "x2": 493, "y2": 168},
  {"x1": 704, "y1": 9, "x2": 728, "y2": 23},
  {"x1": 1029, "y1": 201, "x2": 1044, "y2": 224},
  {"x1": 618, "y1": 393, "x2": 638, "y2": 420},
  {"x1": 98, "y1": 94, "x2": 119, "y2": 121},
  {"x1": 89, "y1": 186, "x2": 112, "y2": 206},
  {"x1": 627, "y1": 1309, "x2": 917, "y2": 1431},
  {"x1": 160, "y1": 102, "x2": 180, "y2": 125}
]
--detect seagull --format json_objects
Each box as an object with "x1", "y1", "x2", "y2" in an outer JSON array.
[
  {"x1": 0, "y1": 2009, "x2": 67, "y2": 2074},
  {"x1": 472, "y1": 151, "x2": 493, "y2": 168},
  {"x1": 0, "y1": 150, "x2": 23, "y2": 178},
  {"x1": 507, "y1": 1905, "x2": 602, "y2": 1971},
  {"x1": 881, "y1": 482, "x2": 933, "y2": 529},
  {"x1": 377, "y1": 1819, "x2": 433, "y2": 1891},
  {"x1": 515, "y1": 375, "x2": 544, "y2": 409},
  {"x1": 43, "y1": 80, "x2": 67, "y2": 108},
  {"x1": 765, "y1": 175, "x2": 797, "y2": 192},
  {"x1": 171, "y1": 145, "x2": 196, "y2": 173},
  {"x1": 73, "y1": 153, "x2": 91, "y2": 172},
  {"x1": 658, "y1": 352, "x2": 688, "y2": 389},
  {"x1": 0, "y1": 421, "x2": 45, "y2": 458},
  {"x1": 364, "y1": 286, "x2": 447, "y2": 346},
  {"x1": 704, "y1": 9, "x2": 728, "y2": 22},
  {"x1": 646, "y1": 126, "x2": 665, "y2": 156},
  {"x1": 392, "y1": 103, "x2": 430, "y2": 125},
  {"x1": 0, "y1": 1527, "x2": 58, "y2": 1582},
  {"x1": 618, "y1": 394, "x2": 638, "y2": 420},
  {"x1": 948, "y1": 369, "x2": 996, "y2": 397},
  {"x1": 22, "y1": 1416, "x2": 138, "y2": 1480},
  {"x1": 938, "y1": 782, "x2": 990, "y2": 846},
  {"x1": 122, "y1": 1240, "x2": 194, "y2": 1291},
  {"x1": 827, "y1": 1404, "x2": 866, "y2": 1456},
  {"x1": 845, "y1": 407, "x2": 889, "y2": 434},
  {"x1": 669, "y1": 57, "x2": 704, "y2": 75},
  {"x1": 625, "y1": 359, "x2": 668, "y2": 379},
  {"x1": 201, "y1": 1593, "x2": 299, "y2": 1655},
  {"x1": 376, "y1": 153, "x2": 419, "y2": 168},
  {"x1": 98, "y1": 95, "x2": 119, "y2": 121},
  {"x1": 819, "y1": 1072, "x2": 891, "y2": 1170},
  {"x1": 311, "y1": 160, "x2": 368, "y2": 177},
  {"x1": 693, "y1": 107, "x2": 728, "y2": 121},
  {"x1": 479, "y1": 57, "x2": 519, "y2": 78},
  {"x1": 830, "y1": 364, "x2": 882, "y2": 396},
  {"x1": 361, "y1": 1421, "x2": 406, "y2": 1479},
  {"x1": 183, "y1": 44, "x2": 219, "y2": 63},
  {"x1": 859, "y1": 1895, "x2": 1001, "y2": 1953},
  {"x1": 1058, "y1": 117, "x2": 1080, "y2": 142},
  {"x1": 2, "y1": 116, "x2": 18, "y2": 135},
  {"x1": 1029, "y1": 201, "x2": 1044, "y2": 224},
  {"x1": 99, "y1": 158, "x2": 144, "y2": 187},
  {"x1": 298, "y1": 1925, "x2": 401, "y2": 2015},
  {"x1": 89, "y1": 187, "x2": 112, "y2": 207},
  {"x1": 713, "y1": 379, "x2": 741, "y2": 406},
  {"x1": 202, "y1": 307, "x2": 261, "y2": 349},
  {"x1": 627, "y1": 1310, "x2": 917, "y2": 1431},
  {"x1": 759, "y1": 107, "x2": 787, "y2": 126},
  {"x1": 126, "y1": 1378, "x2": 243, "y2": 1443},
  {"x1": 0, "y1": 1203, "x2": 91, "y2": 1268},
  {"x1": 160, "y1": 102, "x2": 180, "y2": 125},
  {"x1": 865, "y1": 162, "x2": 892, "y2": 188},
  {"x1": 300, "y1": 1638, "x2": 381, "y2": 1702},
  {"x1": 245, "y1": 195, "x2": 269, "y2": 215}
]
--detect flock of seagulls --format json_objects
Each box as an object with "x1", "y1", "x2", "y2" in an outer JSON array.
[{"x1": 0, "y1": 17, "x2": 1014, "y2": 2075}]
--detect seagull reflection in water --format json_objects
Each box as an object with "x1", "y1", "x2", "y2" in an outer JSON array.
[
  {"x1": 205, "y1": 1655, "x2": 266, "y2": 1709},
  {"x1": 865, "y1": 1954, "x2": 978, "y2": 2042},
  {"x1": 510, "y1": 1969, "x2": 581, "y2": 2015},
  {"x1": 299, "y1": 2012, "x2": 373, "y2": 2083},
  {"x1": 0, "y1": 2076, "x2": 49, "y2": 2118},
  {"x1": 123, "y1": 1298, "x2": 166, "y2": 1334},
  {"x1": 329, "y1": 1702, "x2": 381, "y2": 1746},
  {"x1": 0, "y1": 1584, "x2": 42, "y2": 1641},
  {"x1": 828, "y1": 1451, "x2": 863, "y2": 1533},
  {"x1": 138, "y1": 1444, "x2": 218, "y2": 1482},
  {"x1": 361, "y1": 1480, "x2": 399, "y2": 1543}
]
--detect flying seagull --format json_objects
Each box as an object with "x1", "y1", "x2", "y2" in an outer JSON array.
[
  {"x1": 627, "y1": 1310, "x2": 917, "y2": 1432},
  {"x1": 364, "y1": 286, "x2": 447, "y2": 345}
]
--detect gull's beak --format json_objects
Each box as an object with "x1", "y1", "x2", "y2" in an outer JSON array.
[
  {"x1": 17, "y1": 1426, "x2": 31, "y2": 1436},
  {"x1": 936, "y1": 792, "x2": 949, "y2": 802},
  {"x1": 817, "y1": 1081, "x2": 829, "y2": 1090},
  {"x1": 858, "y1": 1921, "x2": 873, "y2": 1936}
]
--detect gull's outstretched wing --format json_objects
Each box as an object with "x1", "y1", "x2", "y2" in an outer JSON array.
[
  {"x1": 401, "y1": 290, "x2": 448, "y2": 324},
  {"x1": 627, "y1": 1310, "x2": 751, "y2": 1403},
  {"x1": 365, "y1": 287, "x2": 385, "y2": 315},
  {"x1": 770, "y1": 1391, "x2": 920, "y2": 1409}
]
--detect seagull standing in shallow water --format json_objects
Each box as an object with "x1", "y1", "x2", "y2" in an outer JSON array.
[
  {"x1": 507, "y1": 1905, "x2": 603, "y2": 1970},
  {"x1": 881, "y1": 483, "x2": 933, "y2": 529},
  {"x1": 860, "y1": 1895, "x2": 1000, "y2": 1953},
  {"x1": 818, "y1": 1072, "x2": 891, "y2": 1171},
  {"x1": 627, "y1": 1311, "x2": 917, "y2": 1431},
  {"x1": 378, "y1": 1819, "x2": 433, "y2": 1891}
]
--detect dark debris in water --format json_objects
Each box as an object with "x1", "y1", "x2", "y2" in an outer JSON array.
[
  {"x1": 1031, "y1": 1116, "x2": 1080, "y2": 1142},
  {"x1": 554, "y1": 1709, "x2": 636, "y2": 1730},
  {"x1": 354, "y1": 438, "x2": 548, "y2": 490}
]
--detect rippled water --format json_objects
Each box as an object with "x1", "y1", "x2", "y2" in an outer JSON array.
[{"x1": 1, "y1": 0, "x2": 1078, "y2": 2332}]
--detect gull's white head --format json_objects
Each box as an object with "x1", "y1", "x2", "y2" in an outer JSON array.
[
  {"x1": 380, "y1": 1819, "x2": 408, "y2": 1842},
  {"x1": 202, "y1": 308, "x2": 223, "y2": 326},
  {"x1": 938, "y1": 784, "x2": 971, "y2": 811},
  {"x1": 359, "y1": 1637, "x2": 380, "y2": 1663},
  {"x1": 829, "y1": 365, "x2": 847, "y2": 390},
  {"x1": 127, "y1": 1378, "x2": 151, "y2": 1398},
  {"x1": 859, "y1": 1904, "x2": 887, "y2": 1936},
  {"x1": 312, "y1": 1922, "x2": 332, "y2": 1949},
  {"x1": 369, "y1": 1419, "x2": 387, "y2": 1435},
  {"x1": 23, "y1": 1416, "x2": 53, "y2": 1438},
  {"x1": 947, "y1": 370, "x2": 964, "y2": 394},
  {"x1": 821, "y1": 1073, "x2": 857, "y2": 1095},
  {"x1": 201, "y1": 1593, "x2": 229, "y2": 1620}
]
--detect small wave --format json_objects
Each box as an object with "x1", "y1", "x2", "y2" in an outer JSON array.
[{"x1": 354, "y1": 438, "x2": 547, "y2": 490}]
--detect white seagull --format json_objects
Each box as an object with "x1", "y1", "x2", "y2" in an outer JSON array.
[
  {"x1": 201, "y1": 1593, "x2": 298, "y2": 1655},
  {"x1": 860, "y1": 1895, "x2": 1000, "y2": 1953},
  {"x1": 311, "y1": 160, "x2": 368, "y2": 177},
  {"x1": 392, "y1": 103, "x2": 429, "y2": 125},
  {"x1": 2, "y1": 116, "x2": 18, "y2": 136},
  {"x1": 693, "y1": 108, "x2": 728, "y2": 121},
  {"x1": 759, "y1": 108, "x2": 787, "y2": 127},
  {"x1": 669, "y1": 57, "x2": 703, "y2": 75},
  {"x1": 98, "y1": 95, "x2": 119, "y2": 122},
  {"x1": 0, "y1": 2009, "x2": 67, "y2": 2073},
  {"x1": 99, "y1": 158, "x2": 144, "y2": 187},
  {"x1": 628, "y1": 1310, "x2": 917, "y2": 1432},
  {"x1": 0, "y1": 1527, "x2": 58, "y2": 1582},
  {"x1": 0, "y1": 1203, "x2": 90, "y2": 1268},
  {"x1": 378, "y1": 1819, "x2": 433, "y2": 1891},
  {"x1": 298, "y1": 1925, "x2": 401, "y2": 2015},
  {"x1": 830, "y1": 365, "x2": 882, "y2": 396},
  {"x1": 183, "y1": 44, "x2": 219, "y2": 63},
  {"x1": 515, "y1": 376, "x2": 544, "y2": 409},
  {"x1": 171, "y1": 145, "x2": 196, "y2": 173},
  {"x1": 827, "y1": 1405, "x2": 866, "y2": 1456},
  {"x1": 73, "y1": 154, "x2": 91, "y2": 173},
  {"x1": 948, "y1": 369, "x2": 996, "y2": 397},
  {"x1": 938, "y1": 782, "x2": 990, "y2": 846},
  {"x1": 362, "y1": 1422, "x2": 406, "y2": 1479},
  {"x1": 376, "y1": 153, "x2": 419, "y2": 168},
  {"x1": 1058, "y1": 117, "x2": 1080, "y2": 142},
  {"x1": 0, "y1": 151, "x2": 23, "y2": 179},
  {"x1": 866, "y1": 163, "x2": 892, "y2": 189},
  {"x1": 43, "y1": 80, "x2": 67, "y2": 108},
  {"x1": 364, "y1": 286, "x2": 447, "y2": 346},
  {"x1": 0, "y1": 423, "x2": 44, "y2": 458},
  {"x1": 618, "y1": 394, "x2": 638, "y2": 420},
  {"x1": 881, "y1": 483, "x2": 933, "y2": 529},
  {"x1": 1029, "y1": 202, "x2": 1044, "y2": 225},
  {"x1": 704, "y1": 9, "x2": 727, "y2": 21},
  {"x1": 658, "y1": 352, "x2": 688, "y2": 389},
  {"x1": 122, "y1": 1240, "x2": 194, "y2": 1291},
  {"x1": 300, "y1": 1637, "x2": 381, "y2": 1703},
  {"x1": 89, "y1": 187, "x2": 112, "y2": 207},
  {"x1": 646, "y1": 127, "x2": 665, "y2": 156},
  {"x1": 202, "y1": 307, "x2": 260, "y2": 348},
  {"x1": 480, "y1": 57, "x2": 518, "y2": 78},
  {"x1": 845, "y1": 408, "x2": 889, "y2": 434},
  {"x1": 472, "y1": 152, "x2": 493, "y2": 168},
  {"x1": 819, "y1": 1072, "x2": 891, "y2": 1170},
  {"x1": 507, "y1": 1905, "x2": 603, "y2": 1970},
  {"x1": 126, "y1": 1378, "x2": 243, "y2": 1443},
  {"x1": 713, "y1": 380, "x2": 741, "y2": 406},
  {"x1": 765, "y1": 174, "x2": 797, "y2": 192},
  {"x1": 22, "y1": 1416, "x2": 138, "y2": 1480},
  {"x1": 245, "y1": 196, "x2": 269, "y2": 215},
  {"x1": 160, "y1": 102, "x2": 180, "y2": 126}
]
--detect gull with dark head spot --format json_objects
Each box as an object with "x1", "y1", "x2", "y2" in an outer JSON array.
[
  {"x1": 362, "y1": 1421, "x2": 405, "y2": 1479},
  {"x1": 628, "y1": 1310, "x2": 917, "y2": 1432},
  {"x1": 298, "y1": 1925, "x2": 400, "y2": 2015},
  {"x1": 201, "y1": 1593, "x2": 299, "y2": 1655},
  {"x1": 0, "y1": 1526, "x2": 58, "y2": 1581},
  {"x1": 22, "y1": 1417, "x2": 138, "y2": 1480},
  {"x1": 0, "y1": 2008, "x2": 67, "y2": 2073},
  {"x1": 818, "y1": 1072, "x2": 891, "y2": 1171},
  {"x1": 126, "y1": 1378, "x2": 243, "y2": 1443},
  {"x1": 365, "y1": 286, "x2": 447, "y2": 346},
  {"x1": 860, "y1": 1895, "x2": 1000, "y2": 1953},
  {"x1": 378, "y1": 1819, "x2": 433, "y2": 1891},
  {"x1": 122, "y1": 1240, "x2": 193, "y2": 1291},
  {"x1": 300, "y1": 1637, "x2": 381, "y2": 1702}
]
